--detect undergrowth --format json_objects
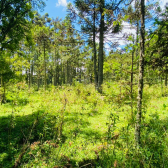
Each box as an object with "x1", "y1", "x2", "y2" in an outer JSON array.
[{"x1": 0, "y1": 82, "x2": 168, "y2": 167}]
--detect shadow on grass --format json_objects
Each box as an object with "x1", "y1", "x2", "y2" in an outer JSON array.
[
  {"x1": 0, "y1": 109, "x2": 61, "y2": 168},
  {"x1": 64, "y1": 110, "x2": 104, "y2": 140},
  {"x1": 57, "y1": 112, "x2": 168, "y2": 168},
  {"x1": 123, "y1": 112, "x2": 168, "y2": 168},
  {"x1": 5, "y1": 95, "x2": 30, "y2": 106},
  {"x1": 78, "y1": 129, "x2": 104, "y2": 140}
]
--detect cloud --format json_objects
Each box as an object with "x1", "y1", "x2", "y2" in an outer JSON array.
[
  {"x1": 104, "y1": 21, "x2": 136, "y2": 50},
  {"x1": 159, "y1": 0, "x2": 167, "y2": 9},
  {"x1": 56, "y1": 0, "x2": 68, "y2": 7}
]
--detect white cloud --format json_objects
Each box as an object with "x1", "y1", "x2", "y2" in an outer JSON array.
[
  {"x1": 159, "y1": 0, "x2": 167, "y2": 9},
  {"x1": 56, "y1": 0, "x2": 68, "y2": 7},
  {"x1": 104, "y1": 21, "x2": 136, "y2": 50}
]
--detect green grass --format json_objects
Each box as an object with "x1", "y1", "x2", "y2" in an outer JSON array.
[{"x1": 0, "y1": 82, "x2": 168, "y2": 167}]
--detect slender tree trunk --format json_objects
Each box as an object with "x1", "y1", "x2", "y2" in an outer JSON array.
[
  {"x1": 0, "y1": 75, "x2": 3, "y2": 104},
  {"x1": 93, "y1": 2, "x2": 98, "y2": 90},
  {"x1": 3, "y1": 82, "x2": 6, "y2": 103},
  {"x1": 1, "y1": 77, "x2": 6, "y2": 104},
  {"x1": 136, "y1": 21, "x2": 140, "y2": 70},
  {"x1": 161, "y1": 76, "x2": 163, "y2": 96},
  {"x1": 63, "y1": 62, "x2": 66, "y2": 85},
  {"x1": 0, "y1": 75, "x2": 2, "y2": 88},
  {"x1": 131, "y1": 39, "x2": 135, "y2": 119},
  {"x1": 165, "y1": 67, "x2": 167, "y2": 87},
  {"x1": 44, "y1": 41, "x2": 46, "y2": 90},
  {"x1": 26, "y1": 69, "x2": 28, "y2": 85},
  {"x1": 54, "y1": 48, "x2": 57, "y2": 86},
  {"x1": 37, "y1": 47, "x2": 40, "y2": 91},
  {"x1": 67, "y1": 60, "x2": 69, "y2": 84},
  {"x1": 56, "y1": 60, "x2": 59, "y2": 85},
  {"x1": 31, "y1": 61, "x2": 33, "y2": 86},
  {"x1": 135, "y1": 0, "x2": 145, "y2": 146},
  {"x1": 69, "y1": 62, "x2": 72, "y2": 85},
  {"x1": 29, "y1": 59, "x2": 31, "y2": 89},
  {"x1": 98, "y1": 0, "x2": 104, "y2": 93},
  {"x1": 79, "y1": 68, "x2": 81, "y2": 83}
]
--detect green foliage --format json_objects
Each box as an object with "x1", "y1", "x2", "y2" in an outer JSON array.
[{"x1": 0, "y1": 0, "x2": 45, "y2": 51}]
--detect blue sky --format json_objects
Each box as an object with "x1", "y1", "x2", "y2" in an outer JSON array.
[
  {"x1": 40, "y1": 0, "x2": 73, "y2": 19},
  {"x1": 40, "y1": 0, "x2": 167, "y2": 20}
]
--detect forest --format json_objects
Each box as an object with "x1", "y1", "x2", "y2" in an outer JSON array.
[{"x1": 0, "y1": 0, "x2": 168, "y2": 167}]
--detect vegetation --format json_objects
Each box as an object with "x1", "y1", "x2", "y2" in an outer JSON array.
[
  {"x1": 0, "y1": 0, "x2": 168, "y2": 167},
  {"x1": 1, "y1": 83, "x2": 168, "y2": 167}
]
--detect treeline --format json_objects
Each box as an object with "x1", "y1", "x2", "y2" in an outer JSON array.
[{"x1": 0, "y1": 1, "x2": 168, "y2": 95}]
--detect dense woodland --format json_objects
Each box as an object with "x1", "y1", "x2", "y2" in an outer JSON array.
[{"x1": 1, "y1": 0, "x2": 168, "y2": 167}]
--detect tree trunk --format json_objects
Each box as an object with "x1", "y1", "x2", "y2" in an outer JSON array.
[
  {"x1": 37, "y1": 47, "x2": 40, "y2": 91},
  {"x1": 1, "y1": 77, "x2": 6, "y2": 104},
  {"x1": 56, "y1": 63, "x2": 59, "y2": 85},
  {"x1": 161, "y1": 76, "x2": 163, "y2": 96},
  {"x1": 29, "y1": 66, "x2": 31, "y2": 89},
  {"x1": 54, "y1": 48, "x2": 57, "y2": 86},
  {"x1": 135, "y1": 0, "x2": 145, "y2": 146},
  {"x1": 93, "y1": 2, "x2": 98, "y2": 90},
  {"x1": 62, "y1": 62, "x2": 66, "y2": 85},
  {"x1": 44, "y1": 41, "x2": 46, "y2": 90},
  {"x1": 67, "y1": 60, "x2": 69, "y2": 84},
  {"x1": 31, "y1": 61, "x2": 33, "y2": 86},
  {"x1": 131, "y1": 39, "x2": 135, "y2": 119},
  {"x1": 0, "y1": 75, "x2": 2, "y2": 104},
  {"x1": 29, "y1": 59, "x2": 31, "y2": 89},
  {"x1": 165, "y1": 68, "x2": 167, "y2": 87},
  {"x1": 136, "y1": 21, "x2": 140, "y2": 70},
  {"x1": 98, "y1": 0, "x2": 104, "y2": 93}
]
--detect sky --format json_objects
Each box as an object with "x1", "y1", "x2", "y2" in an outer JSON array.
[
  {"x1": 40, "y1": 0, "x2": 167, "y2": 20},
  {"x1": 40, "y1": 0, "x2": 73, "y2": 19}
]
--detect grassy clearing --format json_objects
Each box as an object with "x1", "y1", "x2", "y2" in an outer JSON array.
[{"x1": 0, "y1": 82, "x2": 168, "y2": 167}]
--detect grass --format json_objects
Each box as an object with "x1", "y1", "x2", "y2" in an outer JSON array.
[{"x1": 0, "y1": 82, "x2": 168, "y2": 167}]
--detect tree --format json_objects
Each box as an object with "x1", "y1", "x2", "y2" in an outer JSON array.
[
  {"x1": 0, "y1": 0, "x2": 45, "y2": 51},
  {"x1": 68, "y1": 0, "x2": 126, "y2": 92},
  {"x1": 147, "y1": 5, "x2": 168, "y2": 86},
  {"x1": 0, "y1": 0, "x2": 46, "y2": 100},
  {"x1": 73, "y1": 0, "x2": 99, "y2": 89},
  {"x1": 135, "y1": 0, "x2": 145, "y2": 146},
  {"x1": 34, "y1": 25, "x2": 51, "y2": 90},
  {"x1": 0, "y1": 52, "x2": 14, "y2": 104}
]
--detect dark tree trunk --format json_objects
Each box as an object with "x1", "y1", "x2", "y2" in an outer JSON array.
[
  {"x1": 31, "y1": 61, "x2": 33, "y2": 85},
  {"x1": 161, "y1": 76, "x2": 163, "y2": 96},
  {"x1": 56, "y1": 63, "x2": 59, "y2": 86},
  {"x1": 54, "y1": 48, "x2": 57, "y2": 86},
  {"x1": 62, "y1": 63, "x2": 66, "y2": 85},
  {"x1": 93, "y1": 2, "x2": 98, "y2": 90},
  {"x1": 135, "y1": 0, "x2": 145, "y2": 146},
  {"x1": 29, "y1": 60, "x2": 31, "y2": 89},
  {"x1": 98, "y1": 0, "x2": 104, "y2": 93},
  {"x1": 165, "y1": 67, "x2": 167, "y2": 87},
  {"x1": 131, "y1": 39, "x2": 135, "y2": 119},
  {"x1": 136, "y1": 21, "x2": 140, "y2": 70},
  {"x1": 37, "y1": 47, "x2": 40, "y2": 91},
  {"x1": 1, "y1": 77, "x2": 6, "y2": 104},
  {"x1": 44, "y1": 41, "x2": 46, "y2": 90},
  {"x1": 67, "y1": 60, "x2": 69, "y2": 84}
]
